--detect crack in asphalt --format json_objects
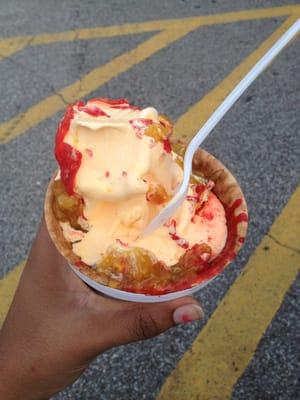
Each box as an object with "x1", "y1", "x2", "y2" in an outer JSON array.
[
  {"x1": 1, "y1": 112, "x2": 26, "y2": 141},
  {"x1": 0, "y1": 46, "x2": 70, "y2": 134},
  {"x1": 266, "y1": 233, "x2": 300, "y2": 255},
  {"x1": 0, "y1": 36, "x2": 34, "y2": 61},
  {"x1": 73, "y1": 30, "x2": 84, "y2": 98},
  {"x1": 52, "y1": 90, "x2": 69, "y2": 106}
]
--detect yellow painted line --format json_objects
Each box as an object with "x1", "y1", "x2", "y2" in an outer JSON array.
[
  {"x1": 0, "y1": 7, "x2": 299, "y2": 145},
  {"x1": 0, "y1": 261, "x2": 25, "y2": 324},
  {"x1": 0, "y1": 23, "x2": 202, "y2": 143},
  {"x1": 1, "y1": 8, "x2": 299, "y2": 146},
  {"x1": 174, "y1": 15, "x2": 299, "y2": 140},
  {"x1": 0, "y1": 5, "x2": 299, "y2": 60},
  {"x1": 157, "y1": 186, "x2": 300, "y2": 400},
  {"x1": 0, "y1": 21, "x2": 200, "y2": 145}
]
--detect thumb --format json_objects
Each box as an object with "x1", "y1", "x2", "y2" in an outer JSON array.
[{"x1": 105, "y1": 296, "x2": 204, "y2": 346}]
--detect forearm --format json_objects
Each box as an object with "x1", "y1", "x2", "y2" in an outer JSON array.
[{"x1": 0, "y1": 218, "x2": 203, "y2": 399}]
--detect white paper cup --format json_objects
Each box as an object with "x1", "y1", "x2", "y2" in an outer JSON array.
[
  {"x1": 69, "y1": 263, "x2": 216, "y2": 303},
  {"x1": 46, "y1": 149, "x2": 248, "y2": 304}
]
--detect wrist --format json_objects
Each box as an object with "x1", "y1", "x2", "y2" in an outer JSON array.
[
  {"x1": 0, "y1": 334, "x2": 16, "y2": 399},
  {"x1": 0, "y1": 331, "x2": 48, "y2": 400},
  {"x1": 0, "y1": 368, "x2": 49, "y2": 400},
  {"x1": 0, "y1": 362, "x2": 22, "y2": 400}
]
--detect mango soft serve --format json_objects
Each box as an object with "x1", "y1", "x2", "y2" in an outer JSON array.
[{"x1": 53, "y1": 98, "x2": 228, "y2": 293}]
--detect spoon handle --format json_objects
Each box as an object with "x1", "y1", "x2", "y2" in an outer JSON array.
[
  {"x1": 183, "y1": 18, "x2": 300, "y2": 179},
  {"x1": 144, "y1": 19, "x2": 300, "y2": 236}
]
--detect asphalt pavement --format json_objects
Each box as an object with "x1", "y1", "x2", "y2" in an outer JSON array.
[{"x1": 0, "y1": 1, "x2": 299, "y2": 399}]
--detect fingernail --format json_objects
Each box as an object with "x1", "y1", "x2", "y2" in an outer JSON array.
[{"x1": 173, "y1": 304, "x2": 204, "y2": 324}]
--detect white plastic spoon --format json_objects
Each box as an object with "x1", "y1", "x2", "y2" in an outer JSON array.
[{"x1": 143, "y1": 18, "x2": 300, "y2": 236}]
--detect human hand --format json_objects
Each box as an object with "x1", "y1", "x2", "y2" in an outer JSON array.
[{"x1": 0, "y1": 217, "x2": 203, "y2": 400}]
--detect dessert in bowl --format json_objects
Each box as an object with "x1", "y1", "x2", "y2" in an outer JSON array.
[{"x1": 45, "y1": 98, "x2": 248, "y2": 302}]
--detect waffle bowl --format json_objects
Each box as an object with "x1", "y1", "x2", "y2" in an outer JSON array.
[{"x1": 45, "y1": 148, "x2": 248, "y2": 302}]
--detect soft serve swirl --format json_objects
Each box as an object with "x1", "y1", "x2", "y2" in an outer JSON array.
[{"x1": 55, "y1": 98, "x2": 227, "y2": 266}]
